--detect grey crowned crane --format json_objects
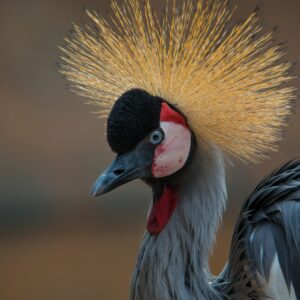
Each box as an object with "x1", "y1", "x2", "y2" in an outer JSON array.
[{"x1": 59, "y1": 0, "x2": 300, "y2": 299}]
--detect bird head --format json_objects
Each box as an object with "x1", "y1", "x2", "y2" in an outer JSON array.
[
  {"x1": 91, "y1": 89, "x2": 195, "y2": 196},
  {"x1": 91, "y1": 89, "x2": 197, "y2": 234}
]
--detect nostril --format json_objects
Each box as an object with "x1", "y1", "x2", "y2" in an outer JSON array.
[{"x1": 113, "y1": 169, "x2": 125, "y2": 176}]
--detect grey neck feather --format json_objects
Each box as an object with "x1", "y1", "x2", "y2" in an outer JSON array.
[{"x1": 130, "y1": 144, "x2": 227, "y2": 300}]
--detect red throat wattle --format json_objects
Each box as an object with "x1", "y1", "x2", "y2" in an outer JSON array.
[{"x1": 147, "y1": 185, "x2": 178, "y2": 235}]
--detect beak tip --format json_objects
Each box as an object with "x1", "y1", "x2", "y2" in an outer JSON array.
[
  {"x1": 91, "y1": 173, "x2": 108, "y2": 197},
  {"x1": 91, "y1": 184, "x2": 103, "y2": 197},
  {"x1": 91, "y1": 191, "x2": 98, "y2": 197}
]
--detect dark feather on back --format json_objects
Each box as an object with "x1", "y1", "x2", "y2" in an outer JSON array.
[{"x1": 214, "y1": 160, "x2": 300, "y2": 299}]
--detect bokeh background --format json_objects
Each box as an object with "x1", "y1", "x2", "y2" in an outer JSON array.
[{"x1": 1, "y1": 0, "x2": 300, "y2": 299}]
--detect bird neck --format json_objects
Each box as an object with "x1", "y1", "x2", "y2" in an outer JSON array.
[{"x1": 130, "y1": 144, "x2": 227, "y2": 300}]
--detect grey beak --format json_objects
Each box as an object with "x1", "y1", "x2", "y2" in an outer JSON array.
[{"x1": 91, "y1": 145, "x2": 154, "y2": 197}]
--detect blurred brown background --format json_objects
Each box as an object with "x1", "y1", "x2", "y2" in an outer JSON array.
[{"x1": 0, "y1": 0, "x2": 299, "y2": 299}]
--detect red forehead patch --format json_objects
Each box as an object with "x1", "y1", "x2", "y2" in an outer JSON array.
[{"x1": 160, "y1": 102, "x2": 187, "y2": 127}]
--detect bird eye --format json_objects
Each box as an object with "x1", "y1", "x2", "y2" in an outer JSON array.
[{"x1": 149, "y1": 129, "x2": 164, "y2": 145}]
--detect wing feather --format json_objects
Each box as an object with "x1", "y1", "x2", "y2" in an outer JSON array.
[{"x1": 213, "y1": 160, "x2": 300, "y2": 299}]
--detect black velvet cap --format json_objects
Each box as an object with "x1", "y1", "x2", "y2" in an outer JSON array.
[{"x1": 107, "y1": 89, "x2": 162, "y2": 154}]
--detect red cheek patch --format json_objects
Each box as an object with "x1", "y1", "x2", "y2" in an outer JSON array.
[
  {"x1": 152, "y1": 122, "x2": 192, "y2": 178},
  {"x1": 160, "y1": 102, "x2": 187, "y2": 127}
]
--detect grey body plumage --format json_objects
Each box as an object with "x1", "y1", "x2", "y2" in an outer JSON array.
[
  {"x1": 130, "y1": 145, "x2": 227, "y2": 300},
  {"x1": 217, "y1": 160, "x2": 300, "y2": 300},
  {"x1": 130, "y1": 144, "x2": 300, "y2": 300}
]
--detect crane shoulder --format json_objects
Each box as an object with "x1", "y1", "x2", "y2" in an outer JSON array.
[{"x1": 213, "y1": 160, "x2": 300, "y2": 300}]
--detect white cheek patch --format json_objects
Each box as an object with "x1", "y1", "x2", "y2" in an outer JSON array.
[{"x1": 152, "y1": 122, "x2": 191, "y2": 178}]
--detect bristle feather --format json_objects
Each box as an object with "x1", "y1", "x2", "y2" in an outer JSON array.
[{"x1": 59, "y1": 0, "x2": 296, "y2": 162}]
